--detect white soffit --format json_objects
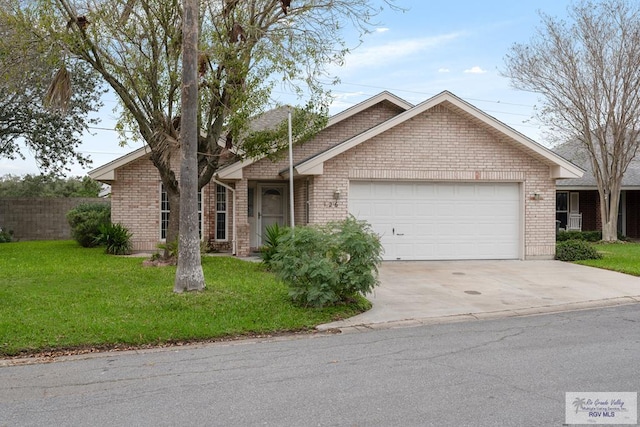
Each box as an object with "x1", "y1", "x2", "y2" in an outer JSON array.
[{"x1": 88, "y1": 146, "x2": 151, "y2": 182}]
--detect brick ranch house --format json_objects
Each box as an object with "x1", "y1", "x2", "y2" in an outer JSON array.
[
  {"x1": 89, "y1": 91, "x2": 583, "y2": 260},
  {"x1": 555, "y1": 140, "x2": 640, "y2": 237}
]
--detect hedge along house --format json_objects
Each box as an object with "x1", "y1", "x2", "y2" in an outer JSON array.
[{"x1": 89, "y1": 91, "x2": 583, "y2": 260}]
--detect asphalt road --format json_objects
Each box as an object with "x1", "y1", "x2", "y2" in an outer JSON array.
[{"x1": 1, "y1": 304, "x2": 639, "y2": 427}]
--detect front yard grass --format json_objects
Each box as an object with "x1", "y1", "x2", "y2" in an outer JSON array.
[
  {"x1": 0, "y1": 241, "x2": 369, "y2": 357},
  {"x1": 576, "y1": 242, "x2": 640, "y2": 276}
]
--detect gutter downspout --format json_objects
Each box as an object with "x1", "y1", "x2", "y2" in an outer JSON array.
[{"x1": 212, "y1": 179, "x2": 237, "y2": 256}]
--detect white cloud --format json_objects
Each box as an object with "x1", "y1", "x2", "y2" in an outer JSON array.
[
  {"x1": 438, "y1": 68, "x2": 450, "y2": 73},
  {"x1": 375, "y1": 27, "x2": 390, "y2": 33},
  {"x1": 464, "y1": 66, "x2": 487, "y2": 74},
  {"x1": 336, "y1": 32, "x2": 465, "y2": 75},
  {"x1": 328, "y1": 91, "x2": 368, "y2": 112}
]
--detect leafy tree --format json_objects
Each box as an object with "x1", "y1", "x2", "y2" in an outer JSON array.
[
  {"x1": 12, "y1": 0, "x2": 395, "y2": 290},
  {"x1": 0, "y1": 1, "x2": 103, "y2": 175},
  {"x1": 504, "y1": 0, "x2": 640, "y2": 241},
  {"x1": 0, "y1": 174, "x2": 102, "y2": 197}
]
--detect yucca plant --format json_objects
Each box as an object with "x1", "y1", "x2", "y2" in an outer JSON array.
[
  {"x1": 259, "y1": 223, "x2": 290, "y2": 269},
  {"x1": 94, "y1": 223, "x2": 133, "y2": 255}
]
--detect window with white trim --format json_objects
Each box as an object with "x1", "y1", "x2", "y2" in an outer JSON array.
[
  {"x1": 160, "y1": 184, "x2": 202, "y2": 239},
  {"x1": 216, "y1": 184, "x2": 227, "y2": 241}
]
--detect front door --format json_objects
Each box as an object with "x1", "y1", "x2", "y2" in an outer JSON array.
[{"x1": 257, "y1": 184, "x2": 287, "y2": 246}]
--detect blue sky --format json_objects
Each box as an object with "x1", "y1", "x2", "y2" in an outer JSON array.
[{"x1": 3, "y1": 0, "x2": 573, "y2": 176}]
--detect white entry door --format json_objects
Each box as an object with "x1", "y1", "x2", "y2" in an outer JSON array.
[
  {"x1": 349, "y1": 181, "x2": 521, "y2": 260},
  {"x1": 257, "y1": 184, "x2": 287, "y2": 246}
]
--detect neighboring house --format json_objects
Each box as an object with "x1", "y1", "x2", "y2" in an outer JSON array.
[
  {"x1": 555, "y1": 140, "x2": 640, "y2": 237},
  {"x1": 89, "y1": 91, "x2": 582, "y2": 260}
]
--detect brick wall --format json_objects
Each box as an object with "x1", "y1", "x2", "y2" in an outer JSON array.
[
  {"x1": 108, "y1": 99, "x2": 561, "y2": 259},
  {"x1": 242, "y1": 101, "x2": 405, "y2": 180},
  {"x1": 0, "y1": 198, "x2": 110, "y2": 240},
  {"x1": 241, "y1": 103, "x2": 559, "y2": 259},
  {"x1": 577, "y1": 191, "x2": 599, "y2": 232},
  {"x1": 111, "y1": 155, "x2": 222, "y2": 251}
]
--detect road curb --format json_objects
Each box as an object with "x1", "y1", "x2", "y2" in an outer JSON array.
[{"x1": 317, "y1": 296, "x2": 640, "y2": 333}]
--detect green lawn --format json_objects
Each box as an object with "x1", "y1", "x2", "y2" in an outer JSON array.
[
  {"x1": 577, "y1": 242, "x2": 640, "y2": 276},
  {"x1": 0, "y1": 241, "x2": 369, "y2": 357}
]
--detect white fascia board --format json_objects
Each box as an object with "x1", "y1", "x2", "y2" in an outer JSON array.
[
  {"x1": 281, "y1": 162, "x2": 323, "y2": 178},
  {"x1": 296, "y1": 91, "x2": 585, "y2": 178},
  {"x1": 325, "y1": 91, "x2": 412, "y2": 127},
  {"x1": 88, "y1": 146, "x2": 151, "y2": 182},
  {"x1": 436, "y1": 92, "x2": 585, "y2": 179},
  {"x1": 551, "y1": 165, "x2": 584, "y2": 179},
  {"x1": 294, "y1": 161, "x2": 324, "y2": 176},
  {"x1": 216, "y1": 159, "x2": 251, "y2": 179},
  {"x1": 219, "y1": 92, "x2": 413, "y2": 178},
  {"x1": 295, "y1": 94, "x2": 450, "y2": 172}
]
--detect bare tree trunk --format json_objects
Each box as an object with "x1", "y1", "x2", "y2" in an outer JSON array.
[
  {"x1": 174, "y1": 0, "x2": 205, "y2": 293},
  {"x1": 166, "y1": 188, "x2": 180, "y2": 247},
  {"x1": 602, "y1": 187, "x2": 621, "y2": 242}
]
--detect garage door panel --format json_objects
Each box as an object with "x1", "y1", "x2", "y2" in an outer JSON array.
[
  {"x1": 476, "y1": 185, "x2": 496, "y2": 197},
  {"x1": 436, "y1": 184, "x2": 457, "y2": 199},
  {"x1": 394, "y1": 184, "x2": 415, "y2": 198},
  {"x1": 349, "y1": 181, "x2": 521, "y2": 261},
  {"x1": 372, "y1": 182, "x2": 394, "y2": 197},
  {"x1": 371, "y1": 203, "x2": 394, "y2": 218},
  {"x1": 395, "y1": 202, "x2": 416, "y2": 218},
  {"x1": 414, "y1": 223, "x2": 436, "y2": 236},
  {"x1": 415, "y1": 184, "x2": 436, "y2": 197}
]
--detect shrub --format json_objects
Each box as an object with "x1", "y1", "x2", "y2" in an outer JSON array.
[
  {"x1": 271, "y1": 216, "x2": 383, "y2": 307},
  {"x1": 556, "y1": 240, "x2": 602, "y2": 261},
  {"x1": 259, "y1": 223, "x2": 291, "y2": 268},
  {"x1": 66, "y1": 203, "x2": 111, "y2": 247},
  {"x1": 154, "y1": 239, "x2": 209, "y2": 264},
  {"x1": 0, "y1": 227, "x2": 13, "y2": 243},
  {"x1": 327, "y1": 216, "x2": 383, "y2": 299},
  {"x1": 556, "y1": 230, "x2": 602, "y2": 242},
  {"x1": 94, "y1": 223, "x2": 133, "y2": 255}
]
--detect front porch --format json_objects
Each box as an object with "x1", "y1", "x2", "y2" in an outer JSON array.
[{"x1": 556, "y1": 189, "x2": 640, "y2": 237}]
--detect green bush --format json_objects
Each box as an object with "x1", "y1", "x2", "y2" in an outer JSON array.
[
  {"x1": 157, "y1": 240, "x2": 178, "y2": 260},
  {"x1": 66, "y1": 203, "x2": 111, "y2": 247},
  {"x1": 556, "y1": 230, "x2": 602, "y2": 242},
  {"x1": 556, "y1": 240, "x2": 602, "y2": 261},
  {"x1": 259, "y1": 223, "x2": 291, "y2": 268},
  {"x1": 0, "y1": 227, "x2": 13, "y2": 243},
  {"x1": 271, "y1": 216, "x2": 383, "y2": 308},
  {"x1": 94, "y1": 223, "x2": 133, "y2": 255}
]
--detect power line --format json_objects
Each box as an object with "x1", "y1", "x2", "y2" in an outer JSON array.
[{"x1": 317, "y1": 80, "x2": 538, "y2": 109}]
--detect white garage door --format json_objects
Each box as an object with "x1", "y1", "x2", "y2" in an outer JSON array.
[{"x1": 349, "y1": 181, "x2": 521, "y2": 261}]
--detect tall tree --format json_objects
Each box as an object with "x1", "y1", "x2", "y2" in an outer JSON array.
[
  {"x1": 22, "y1": 0, "x2": 388, "y2": 245},
  {"x1": 504, "y1": 0, "x2": 640, "y2": 241},
  {"x1": 0, "y1": 2, "x2": 103, "y2": 175},
  {"x1": 13, "y1": 0, "x2": 394, "y2": 292}
]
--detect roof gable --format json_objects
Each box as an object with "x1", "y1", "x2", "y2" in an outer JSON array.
[
  {"x1": 216, "y1": 92, "x2": 413, "y2": 179},
  {"x1": 288, "y1": 91, "x2": 583, "y2": 180},
  {"x1": 88, "y1": 146, "x2": 151, "y2": 182}
]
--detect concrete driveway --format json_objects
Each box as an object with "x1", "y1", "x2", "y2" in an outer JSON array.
[{"x1": 318, "y1": 260, "x2": 640, "y2": 331}]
